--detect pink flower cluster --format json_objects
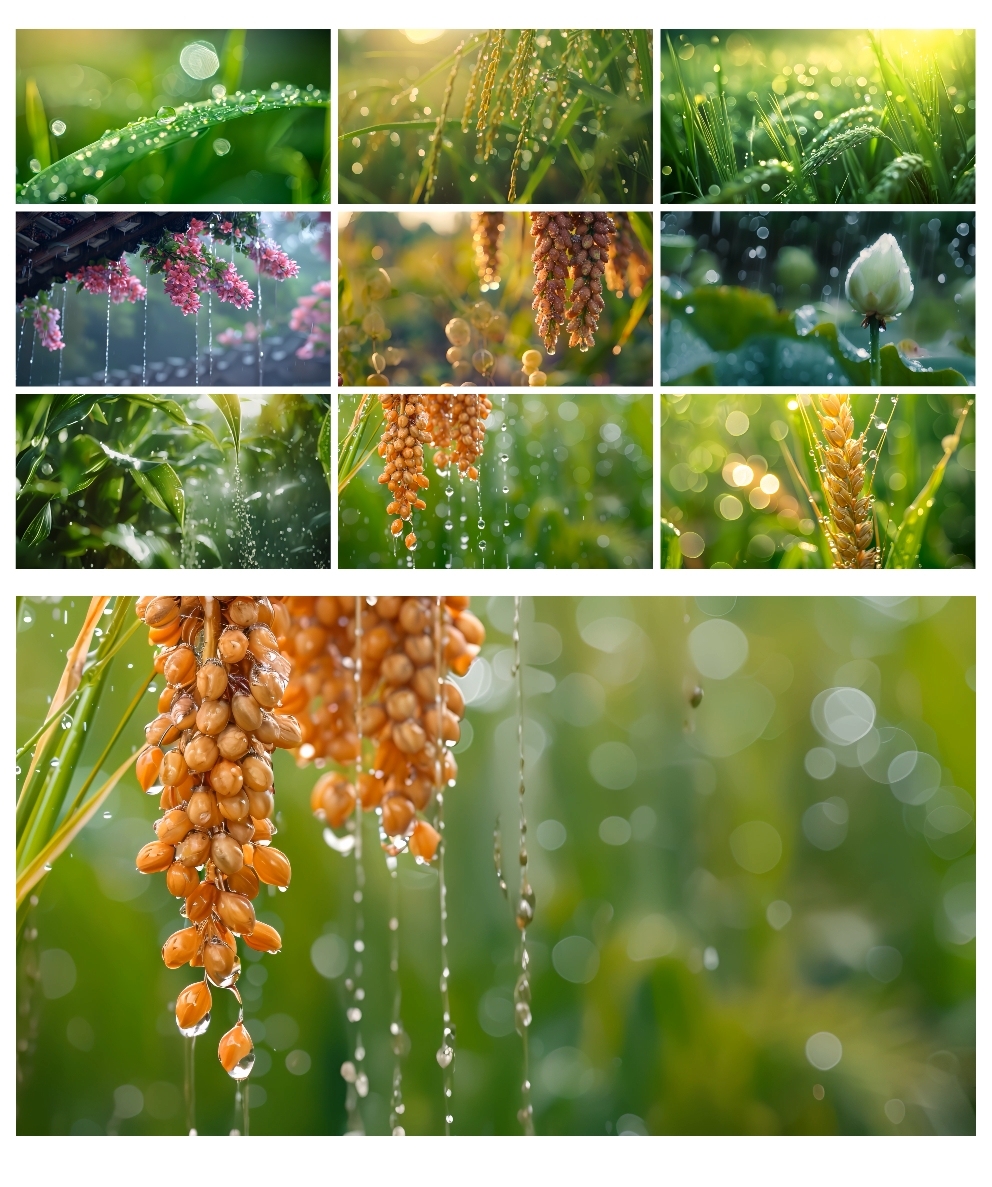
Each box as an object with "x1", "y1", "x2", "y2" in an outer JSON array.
[
  {"x1": 217, "y1": 322, "x2": 260, "y2": 347},
  {"x1": 67, "y1": 260, "x2": 146, "y2": 304},
  {"x1": 33, "y1": 303, "x2": 64, "y2": 351},
  {"x1": 290, "y1": 280, "x2": 331, "y2": 359},
  {"x1": 211, "y1": 264, "x2": 255, "y2": 310},
  {"x1": 150, "y1": 226, "x2": 256, "y2": 316},
  {"x1": 249, "y1": 238, "x2": 300, "y2": 280},
  {"x1": 163, "y1": 259, "x2": 201, "y2": 315}
]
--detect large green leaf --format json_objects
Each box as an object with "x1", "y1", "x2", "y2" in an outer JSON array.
[
  {"x1": 131, "y1": 465, "x2": 185, "y2": 528},
  {"x1": 664, "y1": 286, "x2": 969, "y2": 386},
  {"x1": 95, "y1": 442, "x2": 184, "y2": 527},
  {"x1": 885, "y1": 405, "x2": 971, "y2": 568},
  {"x1": 209, "y1": 394, "x2": 242, "y2": 456},
  {"x1": 664, "y1": 286, "x2": 795, "y2": 352},
  {"x1": 101, "y1": 524, "x2": 179, "y2": 567},
  {"x1": 18, "y1": 87, "x2": 329, "y2": 203},
  {"x1": 21, "y1": 501, "x2": 52, "y2": 546}
]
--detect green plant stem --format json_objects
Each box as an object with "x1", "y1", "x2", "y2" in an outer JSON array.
[
  {"x1": 869, "y1": 318, "x2": 882, "y2": 386},
  {"x1": 16, "y1": 597, "x2": 136, "y2": 864}
]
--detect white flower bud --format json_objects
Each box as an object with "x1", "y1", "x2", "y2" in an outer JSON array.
[{"x1": 845, "y1": 233, "x2": 914, "y2": 323}]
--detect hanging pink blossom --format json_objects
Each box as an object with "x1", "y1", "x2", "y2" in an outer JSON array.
[
  {"x1": 32, "y1": 302, "x2": 65, "y2": 351},
  {"x1": 248, "y1": 238, "x2": 300, "y2": 280},
  {"x1": 67, "y1": 259, "x2": 146, "y2": 304},
  {"x1": 290, "y1": 280, "x2": 331, "y2": 358},
  {"x1": 211, "y1": 264, "x2": 255, "y2": 309},
  {"x1": 162, "y1": 260, "x2": 201, "y2": 315}
]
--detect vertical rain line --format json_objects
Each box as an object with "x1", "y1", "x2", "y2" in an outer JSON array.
[
  {"x1": 104, "y1": 287, "x2": 111, "y2": 385},
  {"x1": 57, "y1": 285, "x2": 67, "y2": 387},
  {"x1": 184, "y1": 1036, "x2": 197, "y2": 1135},
  {"x1": 142, "y1": 260, "x2": 149, "y2": 386},
  {"x1": 208, "y1": 293, "x2": 213, "y2": 380},
  {"x1": 29, "y1": 323, "x2": 37, "y2": 385},
  {"x1": 512, "y1": 596, "x2": 535, "y2": 1134},
  {"x1": 17, "y1": 315, "x2": 27, "y2": 373},
  {"x1": 500, "y1": 394, "x2": 511, "y2": 568},
  {"x1": 387, "y1": 855, "x2": 406, "y2": 1134},
  {"x1": 343, "y1": 596, "x2": 367, "y2": 1133},
  {"x1": 255, "y1": 247, "x2": 264, "y2": 386},
  {"x1": 433, "y1": 597, "x2": 454, "y2": 1133},
  {"x1": 195, "y1": 309, "x2": 200, "y2": 386}
]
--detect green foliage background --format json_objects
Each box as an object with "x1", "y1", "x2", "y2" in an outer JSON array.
[
  {"x1": 17, "y1": 596, "x2": 975, "y2": 1135},
  {"x1": 661, "y1": 394, "x2": 975, "y2": 569},
  {"x1": 338, "y1": 395, "x2": 653, "y2": 569},
  {"x1": 16, "y1": 394, "x2": 330, "y2": 569}
]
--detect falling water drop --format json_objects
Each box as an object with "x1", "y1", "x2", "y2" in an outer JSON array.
[
  {"x1": 57, "y1": 284, "x2": 68, "y2": 387},
  {"x1": 142, "y1": 260, "x2": 149, "y2": 385},
  {"x1": 104, "y1": 288, "x2": 111, "y2": 384},
  {"x1": 255, "y1": 243, "x2": 264, "y2": 385},
  {"x1": 232, "y1": 462, "x2": 258, "y2": 567}
]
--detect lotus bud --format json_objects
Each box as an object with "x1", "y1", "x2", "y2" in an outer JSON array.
[{"x1": 845, "y1": 233, "x2": 914, "y2": 325}]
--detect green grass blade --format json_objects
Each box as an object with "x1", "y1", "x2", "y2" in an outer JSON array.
[
  {"x1": 221, "y1": 30, "x2": 247, "y2": 96},
  {"x1": 884, "y1": 403, "x2": 971, "y2": 567},
  {"x1": 18, "y1": 87, "x2": 329, "y2": 203},
  {"x1": 24, "y1": 78, "x2": 51, "y2": 171},
  {"x1": 660, "y1": 518, "x2": 682, "y2": 568},
  {"x1": 518, "y1": 96, "x2": 586, "y2": 203}
]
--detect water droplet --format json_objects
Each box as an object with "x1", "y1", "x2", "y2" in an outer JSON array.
[
  {"x1": 240, "y1": 94, "x2": 260, "y2": 113},
  {"x1": 436, "y1": 1044, "x2": 454, "y2": 1069},
  {"x1": 355, "y1": 1073, "x2": 369, "y2": 1097},
  {"x1": 228, "y1": 1050, "x2": 255, "y2": 1081},
  {"x1": 178, "y1": 1010, "x2": 211, "y2": 1039},
  {"x1": 157, "y1": 107, "x2": 177, "y2": 124}
]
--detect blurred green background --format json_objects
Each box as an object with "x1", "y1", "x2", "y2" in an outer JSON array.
[
  {"x1": 17, "y1": 596, "x2": 975, "y2": 1135},
  {"x1": 339, "y1": 395, "x2": 653, "y2": 568},
  {"x1": 16, "y1": 30, "x2": 329, "y2": 201},
  {"x1": 660, "y1": 210, "x2": 976, "y2": 385},
  {"x1": 339, "y1": 211, "x2": 653, "y2": 387},
  {"x1": 662, "y1": 394, "x2": 975, "y2": 568}
]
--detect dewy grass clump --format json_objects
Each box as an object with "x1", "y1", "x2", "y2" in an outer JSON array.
[{"x1": 661, "y1": 29, "x2": 975, "y2": 203}]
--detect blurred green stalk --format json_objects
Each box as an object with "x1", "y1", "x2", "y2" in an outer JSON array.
[{"x1": 16, "y1": 596, "x2": 148, "y2": 928}]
